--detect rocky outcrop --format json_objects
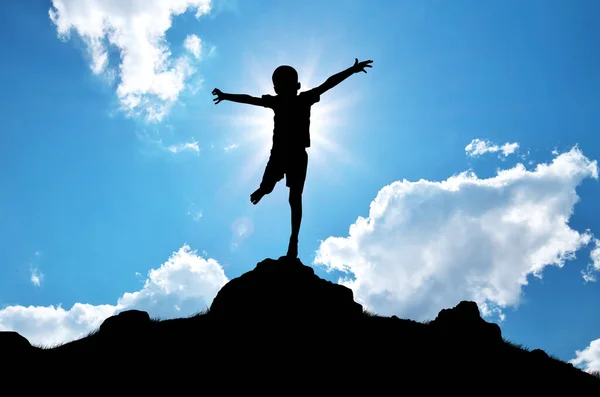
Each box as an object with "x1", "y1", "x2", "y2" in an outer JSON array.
[
  {"x1": 0, "y1": 331, "x2": 32, "y2": 354},
  {"x1": 430, "y1": 300, "x2": 503, "y2": 345},
  {"x1": 208, "y1": 256, "x2": 363, "y2": 322},
  {"x1": 99, "y1": 309, "x2": 151, "y2": 336}
]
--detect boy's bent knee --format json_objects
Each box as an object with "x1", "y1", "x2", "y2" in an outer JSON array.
[{"x1": 259, "y1": 178, "x2": 278, "y2": 194}]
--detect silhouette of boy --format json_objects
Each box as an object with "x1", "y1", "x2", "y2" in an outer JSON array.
[{"x1": 212, "y1": 58, "x2": 373, "y2": 258}]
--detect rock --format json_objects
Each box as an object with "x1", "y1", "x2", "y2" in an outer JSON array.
[
  {"x1": 0, "y1": 331, "x2": 32, "y2": 354},
  {"x1": 430, "y1": 301, "x2": 502, "y2": 345},
  {"x1": 209, "y1": 256, "x2": 363, "y2": 323},
  {"x1": 99, "y1": 310, "x2": 151, "y2": 337},
  {"x1": 531, "y1": 349, "x2": 549, "y2": 359}
]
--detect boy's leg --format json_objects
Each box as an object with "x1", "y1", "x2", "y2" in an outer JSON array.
[
  {"x1": 251, "y1": 149, "x2": 284, "y2": 205},
  {"x1": 286, "y1": 187, "x2": 302, "y2": 258},
  {"x1": 285, "y1": 150, "x2": 308, "y2": 258}
]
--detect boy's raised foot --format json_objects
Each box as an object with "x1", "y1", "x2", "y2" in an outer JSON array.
[{"x1": 250, "y1": 188, "x2": 266, "y2": 205}]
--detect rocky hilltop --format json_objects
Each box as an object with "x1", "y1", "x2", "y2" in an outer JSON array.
[{"x1": 1, "y1": 256, "x2": 598, "y2": 392}]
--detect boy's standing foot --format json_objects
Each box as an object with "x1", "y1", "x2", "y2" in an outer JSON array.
[
  {"x1": 250, "y1": 188, "x2": 266, "y2": 205},
  {"x1": 286, "y1": 236, "x2": 298, "y2": 258}
]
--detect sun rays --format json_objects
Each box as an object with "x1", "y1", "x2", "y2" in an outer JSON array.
[{"x1": 218, "y1": 55, "x2": 360, "y2": 188}]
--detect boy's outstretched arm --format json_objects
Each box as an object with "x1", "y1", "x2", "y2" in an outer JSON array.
[
  {"x1": 312, "y1": 58, "x2": 373, "y2": 96},
  {"x1": 212, "y1": 88, "x2": 265, "y2": 106}
]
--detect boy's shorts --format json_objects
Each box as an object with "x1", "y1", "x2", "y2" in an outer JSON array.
[{"x1": 259, "y1": 148, "x2": 308, "y2": 194}]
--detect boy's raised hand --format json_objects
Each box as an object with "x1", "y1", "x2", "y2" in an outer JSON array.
[
  {"x1": 212, "y1": 88, "x2": 224, "y2": 104},
  {"x1": 351, "y1": 58, "x2": 373, "y2": 74}
]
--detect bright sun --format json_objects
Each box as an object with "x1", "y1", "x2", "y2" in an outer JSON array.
[{"x1": 221, "y1": 57, "x2": 359, "y2": 187}]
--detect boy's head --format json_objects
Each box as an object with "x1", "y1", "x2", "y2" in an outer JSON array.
[{"x1": 272, "y1": 65, "x2": 301, "y2": 96}]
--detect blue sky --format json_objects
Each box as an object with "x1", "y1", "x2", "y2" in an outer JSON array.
[{"x1": 1, "y1": 0, "x2": 600, "y2": 370}]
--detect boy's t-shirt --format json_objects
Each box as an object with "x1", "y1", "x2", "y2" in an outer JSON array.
[{"x1": 261, "y1": 89, "x2": 320, "y2": 150}]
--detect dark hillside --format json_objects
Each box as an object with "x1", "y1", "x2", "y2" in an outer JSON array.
[{"x1": 1, "y1": 256, "x2": 598, "y2": 392}]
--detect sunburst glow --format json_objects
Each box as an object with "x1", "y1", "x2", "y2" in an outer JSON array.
[{"x1": 220, "y1": 56, "x2": 359, "y2": 188}]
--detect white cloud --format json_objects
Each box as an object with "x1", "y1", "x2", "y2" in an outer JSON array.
[
  {"x1": 49, "y1": 0, "x2": 212, "y2": 122},
  {"x1": 135, "y1": 130, "x2": 201, "y2": 155},
  {"x1": 187, "y1": 209, "x2": 203, "y2": 222},
  {"x1": 190, "y1": 210, "x2": 203, "y2": 221},
  {"x1": 582, "y1": 238, "x2": 600, "y2": 283},
  {"x1": 570, "y1": 338, "x2": 600, "y2": 373},
  {"x1": 30, "y1": 267, "x2": 43, "y2": 287},
  {"x1": 224, "y1": 143, "x2": 238, "y2": 152},
  {"x1": 0, "y1": 245, "x2": 228, "y2": 347},
  {"x1": 168, "y1": 140, "x2": 200, "y2": 153},
  {"x1": 186, "y1": 202, "x2": 203, "y2": 221},
  {"x1": 314, "y1": 146, "x2": 598, "y2": 321},
  {"x1": 465, "y1": 138, "x2": 519, "y2": 157},
  {"x1": 184, "y1": 34, "x2": 202, "y2": 59}
]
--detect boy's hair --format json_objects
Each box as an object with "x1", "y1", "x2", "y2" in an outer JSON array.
[{"x1": 272, "y1": 65, "x2": 298, "y2": 88}]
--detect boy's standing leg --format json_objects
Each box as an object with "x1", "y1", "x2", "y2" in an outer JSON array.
[
  {"x1": 287, "y1": 187, "x2": 302, "y2": 258},
  {"x1": 285, "y1": 149, "x2": 308, "y2": 258}
]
